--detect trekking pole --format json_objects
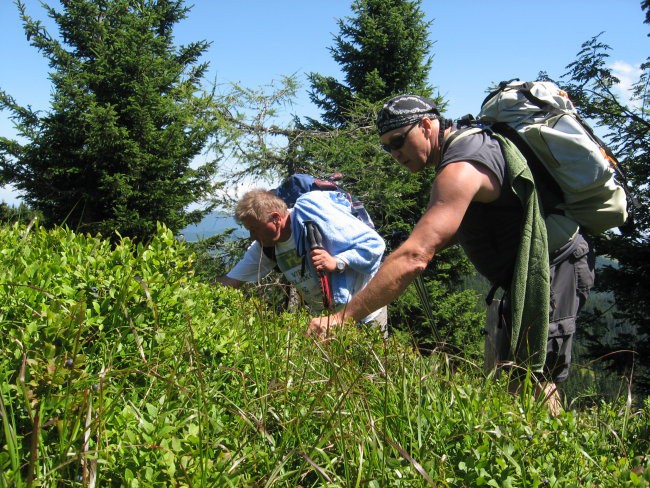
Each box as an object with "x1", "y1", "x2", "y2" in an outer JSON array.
[
  {"x1": 413, "y1": 274, "x2": 442, "y2": 344},
  {"x1": 305, "y1": 221, "x2": 335, "y2": 311},
  {"x1": 389, "y1": 229, "x2": 442, "y2": 345}
]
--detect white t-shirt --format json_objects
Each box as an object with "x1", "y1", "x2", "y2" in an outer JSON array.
[{"x1": 227, "y1": 238, "x2": 325, "y2": 312}]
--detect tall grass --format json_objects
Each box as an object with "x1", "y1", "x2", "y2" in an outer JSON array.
[{"x1": 0, "y1": 222, "x2": 648, "y2": 486}]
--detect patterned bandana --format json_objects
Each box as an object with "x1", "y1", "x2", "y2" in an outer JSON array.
[{"x1": 376, "y1": 94, "x2": 440, "y2": 135}]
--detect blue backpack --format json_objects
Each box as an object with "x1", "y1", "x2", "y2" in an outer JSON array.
[{"x1": 274, "y1": 173, "x2": 374, "y2": 229}]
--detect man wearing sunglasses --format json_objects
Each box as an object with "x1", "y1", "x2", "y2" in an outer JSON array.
[{"x1": 308, "y1": 94, "x2": 595, "y2": 414}]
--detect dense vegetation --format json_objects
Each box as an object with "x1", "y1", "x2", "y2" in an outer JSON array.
[
  {"x1": 2, "y1": 0, "x2": 648, "y2": 392},
  {"x1": 0, "y1": 223, "x2": 648, "y2": 486}
]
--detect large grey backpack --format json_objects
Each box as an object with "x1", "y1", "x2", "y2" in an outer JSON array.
[{"x1": 475, "y1": 79, "x2": 631, "y2": 235}]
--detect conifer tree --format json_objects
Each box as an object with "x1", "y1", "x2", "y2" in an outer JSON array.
[
  {"x1": 0, "y1": 0, "x2": 218, "y2": 240},
  {"x1": 308, "y1": 0, "x2": 433, "y2": 127}
]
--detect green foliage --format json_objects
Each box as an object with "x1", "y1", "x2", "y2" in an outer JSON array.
[
  {"x1": 209, "y1": 76, "x2": 302, "y2": 187},
  {"x1": 0, "y1": 0, "x2": 220, "y2": 240},
  {"x1": 187, "y1": 232, "x2": 298, "y2": 316},
  {"x1": 308, "y1": 0, "x2": 434, "y2": 127},
  {"x1": 559, "y1": 19, "x2": 650, "y2": 394},
  {"x1": 0, "y1": 223, "x2": 649, "y2": 486},
  {"x1": 185, "y1": 231, "x2": 248, "y2": 283},
  {"x1": 1, "y1": 223, "x2": 649, "y2": 486},
  {"x1": 389, "y1": 248, "x2": 485, "y2": 358},
  {"x1": 0, "y1": 202, "x2": 40, "y2": 225},
  {"x1": 0, "y1": 221, "x2": 243, "y2": 485},
  {"x1": 298, "y1": 0, "x2": 439, "y2": 220}
]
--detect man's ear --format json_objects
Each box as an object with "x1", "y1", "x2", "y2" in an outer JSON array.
[{"x1": 421, "y1": 116, "x2": 436, "y2": 136}]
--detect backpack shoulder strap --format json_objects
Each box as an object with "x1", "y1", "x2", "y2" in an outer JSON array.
[
  {"x1": 444, "y1": 125, "x2": 564, "y2": 219},
  {"x1": 441, "y1": 126, "x2": 483, "y2": 155},
  {"x1": 487, "y1": 123, "x2": 564, "y2": 217},
  {"x1": 262, "y1": 245, "x2": 280, "y2": 273},
  {"x1": 262, "y1": 246, "x2": 275, "y2": 260}
]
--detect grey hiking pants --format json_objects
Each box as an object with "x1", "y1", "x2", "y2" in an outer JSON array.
[
  {"x1": 545, "y1": 233, "x2": 595, "y2": 383},
  {"x1": 488, "y1": 233, "x2": 595, "y2": 383}
]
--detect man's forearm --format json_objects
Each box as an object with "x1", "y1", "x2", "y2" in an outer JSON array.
[
  {"x1": 339, "y1": 250, "x2": 426, "y2": 322},
  {"x1": 218, "y1": 275, "x2": 244, "y2": 288}
]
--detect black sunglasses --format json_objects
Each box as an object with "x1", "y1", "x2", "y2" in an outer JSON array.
[{"x1": 381, "y1": 120, "x2": 421, "y2": 153}]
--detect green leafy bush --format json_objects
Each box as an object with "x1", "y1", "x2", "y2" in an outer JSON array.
[{"x1": 0, "y1": 222, "x2": 648, "y2": 487}]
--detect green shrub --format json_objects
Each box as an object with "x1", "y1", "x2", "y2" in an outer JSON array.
[{"x1": 1, "y1": 222, "x2": 648, "y2": 487}]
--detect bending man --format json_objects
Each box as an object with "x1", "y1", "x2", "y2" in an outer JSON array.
[
  {"x1": 308, "y1": 94, "x2": 595, "y2": 412},
  {"x1": 221, "y1": 188, "x2": 388, "y2": 330}
]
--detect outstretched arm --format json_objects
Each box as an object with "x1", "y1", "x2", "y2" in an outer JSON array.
[{"x1": 216, "y1": 240, "x2": 275, "y2": 289}]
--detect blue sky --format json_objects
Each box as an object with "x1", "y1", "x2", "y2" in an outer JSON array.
[{"x1": 1, "y1": 0, "x2": 647, "y2": 205}]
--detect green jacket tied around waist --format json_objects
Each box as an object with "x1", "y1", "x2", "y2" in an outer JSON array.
[{"x1": 493, "y1": 131, "x2": 550, "y2": 372}]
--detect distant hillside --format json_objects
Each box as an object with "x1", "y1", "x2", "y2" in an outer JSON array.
[{"x1": 179, "y1": 211, "x2": 246, "y2": 242}]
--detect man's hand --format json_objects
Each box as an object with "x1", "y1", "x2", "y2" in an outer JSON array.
[
  {"x1": 307, "y1": 312, "x2": 344, "y2": 338},
  {"x1": 218, "y1": 275, "x2": 244, "y2": 289},
  {"x1": 310, "y1": 248, "x2": 337, "y2": 274}
]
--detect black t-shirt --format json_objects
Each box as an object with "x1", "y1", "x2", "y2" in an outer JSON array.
[{"x1": 439, "y1": 131, "x2": 523, "y2": 287}]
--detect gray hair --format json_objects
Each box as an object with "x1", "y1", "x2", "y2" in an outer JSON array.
[{"x1": 234, "y1": 189, "x2": 287, "y2": 223}]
